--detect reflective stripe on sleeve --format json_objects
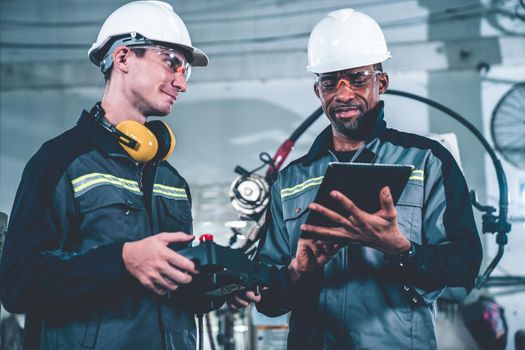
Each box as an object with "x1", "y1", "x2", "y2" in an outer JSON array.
[
  {"x1": 409, "y1": 169, "x2": 424, "y2": 182},
  {"x1": 281, "y1": 176, "x2": 324, "y2": 199},
  {"x1": 152, "y1": 183, "x2": 188, "y2": 200}
]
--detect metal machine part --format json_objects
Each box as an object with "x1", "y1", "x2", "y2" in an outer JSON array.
[{"x1": 229, "y1": 173, "x2": 270, "y2": 218}]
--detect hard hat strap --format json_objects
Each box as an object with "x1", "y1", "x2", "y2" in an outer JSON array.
[{"x1": 100, "y1": 33, "x2": 153, "y2": 75}]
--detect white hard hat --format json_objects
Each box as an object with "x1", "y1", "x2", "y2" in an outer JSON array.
[
  {"x1": 88, "y1": 1, "x2": 208, "y2": 73},
  {"x1": 307, "y1": 9, "x2": 391, "y2": 74}
]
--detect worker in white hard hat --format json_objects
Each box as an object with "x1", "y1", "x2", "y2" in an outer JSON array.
[
  {"x1": 0, "y1": 2, "x2": 259, "y2": 349},
  {"x1": 256, "y1": 9, "x2": 481, "y2": 350}
]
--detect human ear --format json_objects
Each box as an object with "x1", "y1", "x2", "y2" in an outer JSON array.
[
  {"x1": 314, "y1": 83, "x2": 320, "y2": 98},
  {"x1": 112, "y1": 46, "x2": 131, "y2": 73},
  {"x1": 378, "y1": 73, "x2": 389, "y2": 94}
]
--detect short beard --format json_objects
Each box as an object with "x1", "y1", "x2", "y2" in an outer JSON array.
[{"x1": 330, "y1": 112, "x2": 365, "y2": 139}]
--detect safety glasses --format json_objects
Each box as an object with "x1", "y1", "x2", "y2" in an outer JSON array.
[
  {"x1": 316, "y1": 70, "x2": 382, "y2": 93},
  {"x1": 130, "y1": 45, "x2": 192, "y2": 81}
]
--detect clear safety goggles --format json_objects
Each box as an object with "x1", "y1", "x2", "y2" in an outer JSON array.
[
  {"x1": 130, "y1": 45, "x2": 192, "y2": 81},
  {"x1": 316, "y1": 70, "x2": 382, "y2": 93}
]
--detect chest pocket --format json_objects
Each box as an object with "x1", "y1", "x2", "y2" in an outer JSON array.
[
  {"x1": 156, "y1": 196, "x2": 193, "y2": 235},
  {"x1": 77, "y1": 187, "x2": 147, "y2": 250},
  {"x1": 281, "y1": 188, "x2": 318, "y2": 249},
  {"x1": 396, "y1": 182, "x2": 424, "y2": 243}
]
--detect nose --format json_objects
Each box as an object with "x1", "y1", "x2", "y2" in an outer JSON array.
[
  {"x1": 334, "y1": 79, "x2": 356, "y2": 101},
  {"x1": 335, "y1": 79, "x2": 352, "y2": 90},
  {"x1": 172, "y1": 73, "x2": 187, "y2": 93}
]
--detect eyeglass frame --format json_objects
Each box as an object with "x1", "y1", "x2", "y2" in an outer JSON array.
[
  {"x1": 128, "y1": 45, "x2": 192, "y2": 81},
  {"x1": 315, "y1": 70, "x2": 384, "y2": 93},
  {"x1": 98, "y1": 33, "x2": 191, "y2": 77}
]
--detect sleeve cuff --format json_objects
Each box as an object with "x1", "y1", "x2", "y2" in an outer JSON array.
[
  {"x1": 384, "y1": 242, "x2": 430, "y2": 306},
  {"x1": 384, "y1": 241, "x2": 417, "y2": 269}
]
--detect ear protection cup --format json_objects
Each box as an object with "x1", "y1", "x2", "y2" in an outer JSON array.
[
  {"x1": 115, "y1": 120, "x2": 158, "y2": 163},
  {"x1": 90, "y1": 102, "x2": 175, "y2": 163},
  {"x1": 145, "y1": 120, "x2": 176, "y2": 161}
]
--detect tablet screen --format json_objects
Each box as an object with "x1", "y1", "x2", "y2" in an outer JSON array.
[{"x1": 303, "y1": 163, "x2": 414, "y2": 231}]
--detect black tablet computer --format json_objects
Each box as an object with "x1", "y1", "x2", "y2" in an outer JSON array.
[{"x1": 303, "y1": 163, "x2": 414, "y2": 232}]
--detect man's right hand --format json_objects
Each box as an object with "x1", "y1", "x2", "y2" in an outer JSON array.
[
  {"x1": 122, "y1": 232, "x2": 197, "y2": 295},
  {"x1": 288, "y1": 238, "x2": 343, "y2": 283}
]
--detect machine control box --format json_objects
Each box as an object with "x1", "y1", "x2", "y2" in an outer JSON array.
[{"x1": 173, "y1": 234, "x2": 273, "y2": 297}]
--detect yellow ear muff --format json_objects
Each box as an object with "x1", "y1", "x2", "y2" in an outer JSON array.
[
  {"x1": 162, "y1": 122, "x2": 176, "y2": 161},
  {"x1": 145, "y1": 120, "x2": 176, "y2": 161},
  {"x1": 115, "y1": 120, "x2": 158, "y2": 163}
]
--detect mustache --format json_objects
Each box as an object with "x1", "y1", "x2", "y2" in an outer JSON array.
[{"x1": 332, "y1": 103, "x2": 364, "y2": 112}]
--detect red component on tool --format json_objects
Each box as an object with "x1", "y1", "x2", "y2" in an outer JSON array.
[{"x1": 199, "y1": 234, "x2": 214, "y2": 242}]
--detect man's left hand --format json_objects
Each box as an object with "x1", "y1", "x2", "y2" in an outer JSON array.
[
  {"x1": 301, "y1": 186, "x2": 411, "y2": 255},
  {"x1": 226, "y1": 290, "x2": 262, "y2": 311}
]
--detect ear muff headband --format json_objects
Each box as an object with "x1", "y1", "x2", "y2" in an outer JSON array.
[
  {"x1": 146, "y1": 120, "x2": 176, "y2": 161},
  {"x1": 90, "y1": 103, "x2": 138, "y2": 149},
  {"x1": 90, "y1": 102, "x2": 175, "y2": 163}
]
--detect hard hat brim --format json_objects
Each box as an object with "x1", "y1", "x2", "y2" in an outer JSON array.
[
  {"x1": 149, "y1": 41, "x2": 208, "y2": 67},
  {"x1": 308, "y1": 54, "x2": 391, "y2": 74},
  {"x1": 177, "y1": 45, "x2": 208, "y2": 67}
]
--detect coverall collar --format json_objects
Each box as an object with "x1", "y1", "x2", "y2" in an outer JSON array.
[{"x1": 77, "y1": 109, "x2": 133, "y2": 161}]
